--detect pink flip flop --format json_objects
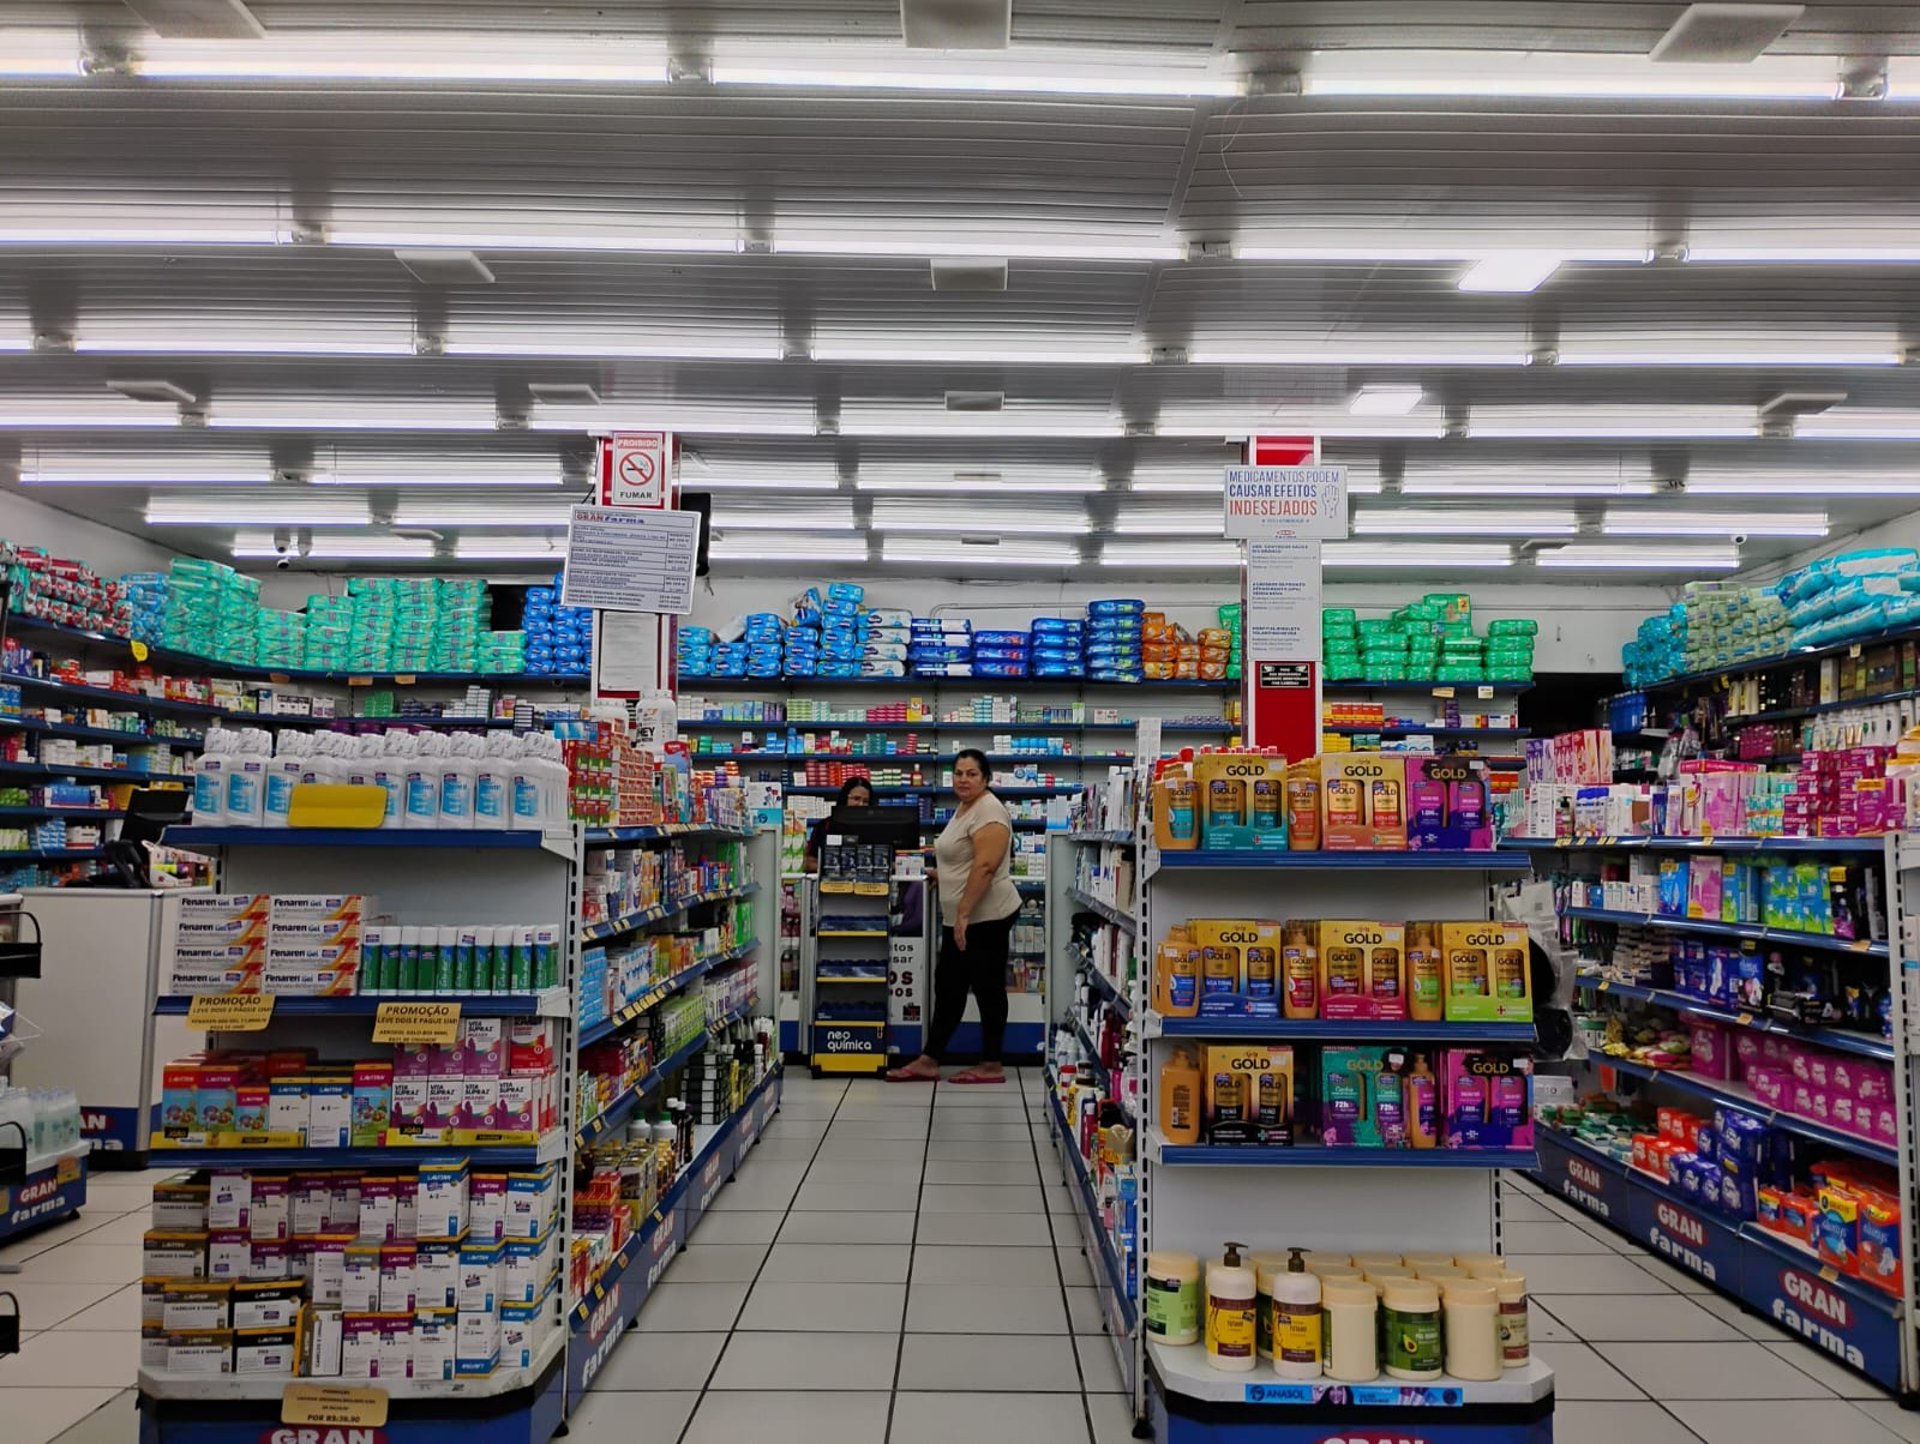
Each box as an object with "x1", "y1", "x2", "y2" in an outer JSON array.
[
  {"x1": 885, "y1": 1067, "x2": 938, "y2": 1082},
  {"x1": 947, "y1": 1069, "x2": 1007, "y2": 1085}
]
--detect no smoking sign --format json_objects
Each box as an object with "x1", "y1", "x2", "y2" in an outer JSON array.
[{"x1": 603, "y1": 431, "x2": 672, "y2": 508}]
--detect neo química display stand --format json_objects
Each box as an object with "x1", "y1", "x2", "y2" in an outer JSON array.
[{"x1": 1048, "y1": 728, "x2": 1556, "y2": 1441}]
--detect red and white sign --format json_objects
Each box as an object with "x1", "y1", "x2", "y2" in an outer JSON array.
[
  {"x1": 1249, "y1": 434, "x2": 1318, "y2": 466},
  {"x1": 601, "y1": 431, "x2": 672, "y2": 509}
]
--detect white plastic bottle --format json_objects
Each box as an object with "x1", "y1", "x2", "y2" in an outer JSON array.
[
  {"x1": 402, "y1": 732, "x2": 440, "y2": 828},
  {"x1": 224, "y1": 728, "x2": 269, "y2": 826},
  {"x1": 439, "y1": 734, "x2": 476, "y2": 830},
  {"x1": 364, "y1": 734, "x2": 404, "y2": 829},
  {"x1": 509, "y1": 735, "x2": 543, "y2": 829},
  {"x1": 534, "y1": 733, "x2": 571, "y2": 824},
  {"x1": 472, "y1": 734, "x2": 510, "y2": 831},
  {"x1": 192, "y1": 729, "x2": 229, "y2": 824},
  {"x1": 264, "y1": 737, "x2": 305, "y2": 828},
  {"x1": 1271, "y1": 1248, "x2": 1323, "y2": 1381}
]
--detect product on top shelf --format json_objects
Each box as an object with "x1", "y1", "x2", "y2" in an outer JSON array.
[{"x1": 1324, "y1": 594, "x2": 1537, "y2": 684}]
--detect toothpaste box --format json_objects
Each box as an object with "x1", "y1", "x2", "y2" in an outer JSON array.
[
  {"x1": 168, "y1": 944, "x2": 266, "y2": 995},
  {"x1": 269, "y1": 895, "x2": 368, "y2": 923}
]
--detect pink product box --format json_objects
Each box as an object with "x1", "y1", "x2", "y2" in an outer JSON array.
[
  {"x1": 1733, "y1": 1033, "x2": 1764, "y2": 1081},
  {"x1": 429, "y1": 1045, "x2": 466, "y2": 1078},
  {"x1": 392, "y1": 1044, "x2": 436, "y2": 1079},
  {"x1": 458, "y1": 1020, "x2": 505, "y2": 1078},
  {"x1": 391, "y1": 1079, "x2": 431, "y2": 1134},
  {"x1": 1874, "y1": 1103, "x2": 1898, "y2": 1144},
  {"x1": 424, "y1": 1079, "x2": 463, "y2": 1136},
  {"x1": 1749, "y1": 1067, "x2": 1790, "y2": 1109},
  {"x1": 495, "y1": 1075, "x2": 537, "y2": 1135},
  {"x1": 458, "y1": 1079, "x2": 500, "y2": 1132},
  {"x1": 1688, "y1": 1022, "x2": 1732, "y2": 1080},
  {"x1": 1857, "y1": 1067, "x2": 1893, "y2": 1103}
]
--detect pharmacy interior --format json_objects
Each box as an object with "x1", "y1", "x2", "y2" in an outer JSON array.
[{"x1": 4, "y1": 6, "x2": 1920, "y2": 1444}]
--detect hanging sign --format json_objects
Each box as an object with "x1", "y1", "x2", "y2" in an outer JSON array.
[
  {"x1": 1243, "y1": 537, "x2": 1323, "y2": 761},
  {"x1": 601, "y1": 431, "x2": 672, "y2": 509},
  {"x1": 1224, "y1": 464, "x2": 1349, "y2": 541},
  {"x1": 561, "y1": 505, "x2": 700, "y2": 615}
]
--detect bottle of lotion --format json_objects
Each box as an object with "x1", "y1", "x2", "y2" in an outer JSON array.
[
  {"x1": 1159, "y1": 1047, "x2": 1202, "y2": 1146},
  {"x1": 1205, "y1": 1242, "x2": 1257, "y2": 1373},
  {"x1": 1407, "y1": 1055, "x2": 1439, "y2": 1150},
  {"x1": 1271, "y1": 1248, "x2": 1323, "y2": 1381}
]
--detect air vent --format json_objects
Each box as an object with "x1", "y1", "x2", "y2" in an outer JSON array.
[
  {"x1": 1650, "y1": 4, "x2": 1804, "y2": 63},
  {"x1": 930, "y1": 258, "x2": 1008, "y2": 293},
  {"x1": 901, "y1": 0, "x2": 1010, "y2": 50},
  {"x1": 394, "y1": 249, "x2": 496, "y2": 286},
  {"x1": 120, "y1": 0, "x2": 265, "y2": 38},
  {"x1": 528, "y1": 382, "x2": 602, "y2": 406},
  {"x1": 106, "y1": 378, "x2": 196, "y2": 405},
  {"x1": 945, "y1": 391, "x2": 1004, "y2": 413}
]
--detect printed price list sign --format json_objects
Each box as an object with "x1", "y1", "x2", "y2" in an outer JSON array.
[{"x1": 561, "y1": 505, "x2": 700, "y2": 615}]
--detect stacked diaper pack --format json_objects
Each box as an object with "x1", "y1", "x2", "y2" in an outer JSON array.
[
  {"x1": 909, "y1": 613, "x2": 971, "y2": 678},
  {"x1": 1028, "y1": 618, "x2": 1084, "y2": 678},
  {"x1": 522, "y1": 577, "x2": 592, "y2": 678},
  {"x1": 1086, "y1": 598, "x2": 1145, "y2": 682}
]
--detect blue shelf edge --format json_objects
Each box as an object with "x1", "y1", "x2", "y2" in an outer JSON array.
[
  {"x1": 166, "y1": 826, "x2": 571, "y2": 851},
  {"x1": 1574, "y1": 974, "x2": 1894, "y2": 1062},
  {"x1": 156, "y1": 991, "x2": 563, "y2": 1018},
  {"x1": 584, "y1": 824, "x2": 756, "y2": 844},
  {"x1": 1154, "y1": 1138, "x2": 1539, "y2": 1168},
  {"x1": 1156, "y1": 850, "x2": 1530, "y2": 871},
  {"x1": 1149, "y1": 1015, "x2": 1537, "y2": 1044},
  {"x1": 1506, "y1": 835, "x2": 1888, "y2": 855},
  {"x1": 1045, "y1": 1082, "x2": 1137, "y2": 1339},
  {"x1": 1084, "y1": 966, "x2": 1134, "y2": 1021},
  {"x1": 578, "y1": 882, "x2": 760, "y2": 943},
  {"x1": 574, "y1": 1001, "x2": 756, "y2": 1149},
  {"x1": 1601, "y1": 1055, "x2": 1898, "y2": 1165},
  {"x1": 576, "y1": 940, "x2": 758, "y2": 1048},
  {"x1": 1564, "y1": 905, "x2": 1888, "y2": 960},
  {"x1": 146, "y1": 1134, "x2": 565, "y2": 1169}
]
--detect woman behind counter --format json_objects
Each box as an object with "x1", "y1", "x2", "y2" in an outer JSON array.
[{"x1": 887, "y1": 749, "x2": 1021, "y2": 1084}]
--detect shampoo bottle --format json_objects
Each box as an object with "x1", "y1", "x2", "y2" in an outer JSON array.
[
  {"x1": 1157, "y1": 929, "x2": 1199, "y2": 1017},
  {"x1": 1205, "y1": 1243, "x2": 1258, "y2": 1373},
  {"x1": 1406, "y1": 924, "x2": 1444, "y2": 1022},
  {"x1": 1272, "y1": 1248, "x2": 1323, "y2": 1381},
  {"x1": 1407, "y1": 1056, "x2": 1439, "y2": 1150},
  {"x1": 1159, "y1": 1047, "x2": 1202, "y2": 1146},
  {"x1": 1282, "y1": 923, "x2": 1317, "y2": 1019}
]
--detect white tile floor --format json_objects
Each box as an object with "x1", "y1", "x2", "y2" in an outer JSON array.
[{"x1": 7, "y1": 1067, "x2": 1920, "y2": 1442}]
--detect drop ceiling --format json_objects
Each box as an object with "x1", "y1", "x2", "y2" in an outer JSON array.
[{"x1": 1, "y1": 1, "x2": 1920, "y2": 581}]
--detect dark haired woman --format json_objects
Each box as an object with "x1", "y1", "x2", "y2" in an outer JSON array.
[
  {"x1": 887, "y1": 748, "x2": 1021, "y2": 1084},
  {"x1": 803, "y1": 775, "x2": 876, "y2": 873}
]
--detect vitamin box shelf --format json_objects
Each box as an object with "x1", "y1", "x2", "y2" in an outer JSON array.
[
  {"x1": 1505, "y1": 835, "x2": 1889, "y2": 856},
  {"x1": 1153, "y1": 850, "x2": 1531, "y2": 872},
  {"x1": 576, "y1": 939, "x2": 758, "y2": 1047},
  {"x1": 1143, "y1": 1012, "x2": 1537, "y2": 1044},
  {"x1": 1069, "y1": 887, "x2": 1135, "y2": 932},
  {"x1": 1148, "y1": 1339, "x2": 1554, "y2": 1408},
  {"x1": 1044, "y1": 1079, "x2": 1137, "y2": 1341},
  {"x1": 139, "y1": 1318, "x2": 565, "y2": 1403},
  {"x1": 155, "y1": 986, "x2": 573, "y2": 1020},
  {"x1": 146, "y1": 1129, "x2": 569, "y2": 1170},
  {"x1": 165, "y1": 825, "x2": 578, "y2": 859},
  {"x1": 1562, "y1": 905, "x2": 1889, "y2": 960},
  {"x1": 1142, "y1": 1127, "x2": 1538, "y2": 1169},
  {"x1": 582, "y1": 823, "x2": 756, "y2": 844},
  {"x1": 573, "y1": 1000, "x2": 756, "y2": 1149},
  {"x1": 1599, "y1": 1055, "x2": 1898, "y2": 1166},
  {"x1": 1574, "y1": 974, "x2": 1894, "y2": 1062},
  {"x1": 577, "y1": 882, "x2": 759, "y2": 943}
]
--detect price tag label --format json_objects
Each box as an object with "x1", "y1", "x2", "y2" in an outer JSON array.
[
  {"x1": 1850, "y1": 645, "x2": 1863, "y2": 659},
  {"x1": 283, "y1": 1383, "x2": 389, "y2": 1428},
  {"x1": 372, "y1": 1001, "x2": 462, "y2": 1045},
  {"x1": 1432, "y1": 686, "x2": 1456, "y2": 699},
  {"x1": 1738, "y1": 1012, "x2": 1755, "y2": 1027},
  {"x1": 395, "y1": 675, "x2": 417, "y2": 685},
  {"x1": 1820, "y1": 1265, "x2": 1841, "y2": 1283},
  {"x1": 1852, "y1": 939, "x2": 1873, "y2": 952},
  {"x1": 1597, "y1": 981, "x2": 1611, "y2": 992},
  {"x1": 348, "y1": 676, "x2": 373, "y2": 687},
  {"x1": 1477, "y1": 685, "x2": 1494, "y2": 699},
  {"x1": 130, "y1": 641, "x2": 149, "y2": 662},
  {"x1": 186, "y1": 993, "x2": 275, "y2": 1031}
]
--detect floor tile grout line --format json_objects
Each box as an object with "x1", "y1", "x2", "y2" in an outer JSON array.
[
  {"x1": 1018, "y1": 1068, "x2": 1097, "y2": 1442},
  {"x1": 880, "y1": 1078, "x2": 943, "y2": 1444}
]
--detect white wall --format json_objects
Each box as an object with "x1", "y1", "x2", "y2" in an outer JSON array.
[
  {"x1": 687, "y1": 576, "x2": 1668, "y2": 673},
  {"x1": 1736, "y1": 512, "x2": 1920, "y2": 589},
  {"x1": 0, "y1": 490, "x2": 180, "y2": 578}
]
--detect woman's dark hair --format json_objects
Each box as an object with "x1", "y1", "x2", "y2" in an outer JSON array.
[
  {"x1": 953, "y1": 748, "x2": 993, "y2": 783},
  {"x1": 835, "y1": 777, "x2": 876, "y2": 805}
]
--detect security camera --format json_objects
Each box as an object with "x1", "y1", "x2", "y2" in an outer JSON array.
[
  {"x1": 1732, "y1": 533, "x2": 1749, "y2": 546},
  {"x1": 275, "y1": 541, "x2": 292, "y2": 571}
]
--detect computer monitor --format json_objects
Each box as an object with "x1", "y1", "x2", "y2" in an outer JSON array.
[{"x1": 826, "y1": 804, "x2": 923, "y2": 856}]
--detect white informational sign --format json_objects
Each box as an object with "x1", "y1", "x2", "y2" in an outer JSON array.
[
  {"x1": 1245, "y1": 537, "x2": 1324, "y2": 657},
  {"x1": 1223, "y1": 464, "x2": 1349, "y2": 540},
  {"x1": 603, "y1": 431, "x2": 672, "y2": 508},
  {"x1": 596, "y1": 611, "x2": 666, "y2": 692},
  {"x1": 561, "y1": 505, "x2": 700, "y2": 615}
]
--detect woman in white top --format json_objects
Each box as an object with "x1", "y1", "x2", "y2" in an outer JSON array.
[{"x1": 887, "y1": 748, "x2": 1023, "y2": 1084}]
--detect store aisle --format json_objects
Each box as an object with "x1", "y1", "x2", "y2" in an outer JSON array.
[{"x1": 5, "y1": 1069, "x2": 1920, "y2": 1444}]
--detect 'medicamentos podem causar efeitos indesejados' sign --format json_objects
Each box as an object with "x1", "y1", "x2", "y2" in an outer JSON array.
[{"x1": 1223, "y1": 465, "x2": 1349, "y2": 540}]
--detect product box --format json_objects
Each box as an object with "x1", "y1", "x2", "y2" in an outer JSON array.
[
  {"x1": 351, "y1": 1063, "x2": 394, "y2": 1148},
  {"x1": 1321, "y1": 1047, "x2": 1412, "y2": 1147},
  {"x1": 166, "y1": 1328, "x2": 234, "y2": 1376},
  {"x1": 418, "y1": 1161, "x2": 470, "y2": 1240},
  {"x1": 1441, "y1": 1050, "x2": 1534, "y2": 1150},
  {"x1": 379, "y1": 1244, "x2": 418, "y2": 1314},
  {"x1": 1191, "y1": 752, "x2": 1288, "y2": 851},
  {"x1": 414, "y1": 1307, "x2": 457, "y2": 1382},
  {"x1": 458, "y1": 1239, "x2": 503, "y2": 1314},
  {"x1": 299, "y1": 1304, "x2": 345, "y2": 1379},
  {"x1": 168, "y1": 943, "x2": 266, "y2": 995},
  {"x1": 456, "y1": 1308, "x2": 500, "y2": 1378},
  {"x1": 1315, "y1": 921, "x2": 1406, "y2": 1020},
  {"x1": 204, "y1": 1230, "x2": 248, "y2": 1281},
  {"x1": 1441, "y1": 922, "x2": 1533, "y2": 1023},
  {"x1": 151, "y1": 1178, "x2": 209, "y2": 1231},
  {"x1": 269, "y1": 894, "x2": 368, "y2": 923},
  {"x1": 1318, "y1": 755, "x2": 1407, "y2": 851},
  {"x1": 161, "y1": 1280, "x2": 231, "y2": 1332},
  {"x1": 504, "y1": 1164, "x2": 557, "y2": 1239},
  {"x1": 469, "y1": 1172, "x2": 508, "y2": 1243},
  {"x1": 340, "y1": 1243, "x2": 382, "y2": 1312},
  {"x1": 1186, "y1": 918, "x2": 1282, "y2": 1017},
  {"x1": 340, "y1": 1313, "x2": 384, "y2": 1381},
  {"x1": 417, "y1": 1234, "x2": 465, "y2": 1309},
  {"x1": 1405, "y1": 757, "x2": 1493, "y2": 852},
  {"x1": 230, "y1": 1279, "x2": 303, "y2": 1330},
  {"x1": 307, "y1": 1074, "x2": 353, "y2": 1148},
  {"x1": 233, "y1": 1325, "x2": 298, "y2": 1376},
  {"x1": 1202, "y1": 1044, "x2": 1292, "y2": 1146},
  {"x1": 143, "y1": 1231, "x2": 209, "y2": 1281},
  {"x1": 359, "y1": 1177, "x2": 399, "y2": 1243},
  {"x1": 303, "y1": 1234, "x2": 354, "y2": 1307}
]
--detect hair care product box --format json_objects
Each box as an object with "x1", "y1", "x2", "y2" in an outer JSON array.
[
  {"x1": 1315, "y1": 921, "x2": 1406, "y2": 1020},
  {"x1": 1191, "y1": 752, "x2": 1288, "y2": 851},
  {"x1": 1406, "y1": 757, "x2": 1492, "y2": 851},
  {"x1": 1320, "y1": 1047, "x2": 1410, "y2": 1147},
  {"x1": 1441, "y1": 922, "x2": 1532, "y2": 1022},
  {"x1": 1201, "y1": 1044, "x2": 1292, "y2": 1146},
  {"x1": 1318, "y1": 755, "x2": 1406, "y2": 850},
  {"x1": 1440, "y1": 1050, "x2": 1534, "y2": 1150}
]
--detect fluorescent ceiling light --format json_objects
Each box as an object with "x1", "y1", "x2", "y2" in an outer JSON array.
[
  {"x1": 709, "y1": 507, "x2": 856, "y2": 532},
  {"x1": 1101, "y1": 542, "x2": 1242, "y2": 568},
  {"x1": 19, "y1": 464, "x2": 268, "y2": 486},
  {"x1": 1558, "y1": 346, "x2": 1903, "y2": 367},
  {"x1": 150, "y1": 499, "x2": 370, "y2": 527},
  {"x1": 1604, "y1": 511, "x2": 1827, "y2": 537},
  {"x1": 232, "y1": 533, "x2": 435, "y2": 561},
  {"x1": 308, "y1": 472, "x2": 569, "y2": 488},
  {"x1": 0, "y1": 412, "x2": 178, "y2": 430},
  {"x1": 837, "y1": 416, "x2": 1124, "y2": 439},
  {"x1": 1879, "y1": 57, "x2": 1920, "y2": 99},
  {"x1": 133, "y1": 34, "x2": 669, "y2": 82},
  {"x1": 708, "y1": 48, "x2": 1241, "y2": 98},
  {"x1": 1152, "y1": 414, "x2": 1445, "y2": 441},
  {"x1": 1795, "y1": 412, "x2": 1920, "y2": 440},
  {"x1": 779, "y1": 236, "x2": 1180, "y2": 263},
  {"x1": 0, "y1": 225, "x2": 286, "y2": 246},
  {"x1": 0, "y1": 31, "x2": 82, "y2": 76},
  {"x1": 1537, "y1": 544, "x2": 1740, "y2": 570},
  {"x1": 1323, "y1": 542, "x2": 1515, "y2": 568},
  {"x1": 1684, "y1": 472, "x2": 1920, "y2": 496},
  {"x1": 711, "y1": 538, "x2": 868, "y2": 563},
  {"x1": 1187, "y1": 346, "x2": 1529, "y2": 367},
  {"x1": 331, "y1": 229, "x2": 741, "y2": 254},
  {"x1": 206, "y1": 404, "x2": 499, "y2": 432},
  {"x1": 1458, "y1": 254, "x2": 1562, "y2": 294},
  {"x1": 1110, "y1": 512, "x2": 1224, "y2": 536},
  {"x1": 74, "y1": 337, "x2": 415, "y2": 358},
  {"x1": 444, "y1": 339, "x2": 782, "y2": 361},
  {"x1": 453, "y1": 537, "x2": 569, "y2": 560},
  {"x1": 1303, "y1": 49, "x2": 1842, "y2": 100},
  {"x1": 689, "y1": 474, "x2": 840, "y2": 492},
  {"x1": 391, "y1": 505, "x2": 571, "y2": 529},
  {"x1": 882, "y1": 538, "x2": 1080, "y2": 567},
  {"x1": 1348, "y1": 385, "x2": 1426, "y2": 416},
  {"x1": 1468, "y1": 408, "x2": 1757, "y2": 440},
  {"x1": 1233, "y1": 243, "x2": 1647, "y2": 265},
  {"x1": 1687, "y1": 245, "x2": 1920, "y2": 263},
  {"x1": 812, "y1": 343, "x2": 1147, "y2": 366},
  {"x1": 1401, "y1": 473, "x2": 1661, "y2": 497},
  {"x1": 856, "y1": 471, "x2": 1103, "y2": 494},
  {"x1": 871, "y1": 502, "x2": 1085, "y2": 534},
  {"x1": 1350, "y1": 509, "x2": 1578, "y2": 537},
  {"x1": 529, "y1": 410, "x2": 817, "y2": 436}
]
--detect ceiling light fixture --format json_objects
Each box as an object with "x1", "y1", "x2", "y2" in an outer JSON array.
[
  {"x1": 1348, "y1": 385, "x2": 1426, "y2": 416},
  {"x1": 1795, "y1": 412, "x2": 1920, "y2": 440},
  {"x1": 1109, "y1": 512, "x2": 1225, "y2": 536},
  {"x1": 837, "y1": 417, "x2": 1126, "y2": 439},
  {"x1": 452, "y1": 537, "x2": 570, "y2": 560},
  {"x1": 132, "y1": 34, "x2": 670, "y2": 82},
  {"x1": 444, "y1": 339, "x2": 783, "y2": 361},
  {"x1": 1232, "y1": 243, "x2": 1647, "y2": 265},
  {"x1": 1099, "y1": 542, "x2": 1242, "y2": 568},
  {"x1": 1458, "y1": 254, "x2": 1563, "y2": 294},
  {"x1": 1686, "y1": 245, "x2": 1920, "y2": 263},
  {"x1": 857, "y1": 471, "x2": 1103, "y2": 494},
  {"x1": 1603, "y1": 511, "x2": 1828, "y2": 537},
  {"x1": 871, "y1": 503, "x2": 1086, "y2": 534},
  {"x1": 74, "y1": 336, "x2": 416, "y2": 357},
  {"x1": 231, "y1": 533, "x2": 435, "y2": 561},
  {"x1": 710, "y1": 538, "x2": 868, "y2": 563},
  {"x1": 708, "y1": 507, "x2": 857, "y2": 531},
  {"x1": 330, "y1": 228, "x2": 743, "y2": 254},
  {"x1": 708, "y1": 51, "x2": 1242, "y2": 98},
  {"x1": 150, "y1": 500, "x2": 371, "y2": 527},
  {"x1": 1468, "y1": 409, "x2": 1758, "y2": 440},
  {"x1": 1187, "y1": 346, "x2": 1530, "y2": 367},
  {"x1": 1323, "y1": 542, "x2": 1515, "y2": 567},
  {"x1": 688, "y1": 474, "x2": 841, "y2": 492},
  {"x1": 1557, "y1": 347, "x2": 1902, "y2": 367},
  {"x1": 1, "y1": 30, "x2": 82, "y2": 76},
  {"x1": 779, "y1": 236, "x2": 1181, "y2": 263},
  {"x1": 1350, "y1": 509, "x2": 1578, "y2": 536},
  {"x1": 1537, "y1": 544, "x2": 1741, "y2": 569},
  {"x1": 1683, "y1": 472, "x2": 1920, "y2": 495},
  {"x1": 881, "y1": 538, "x2": 1080, "y2": 566},
  {"x1": 1401, "y1": 474, "x2": 1662, "y2": 497},
  {"x1": 0, "y1": 413, "x2": 179, "y2": 430},
  {"x1": 1302, "y1": 49, "x2": 1842, "y2": 100},
  {"x1": 390, "y1": 506, "x2": 572, "y2": 529},
  {"x1": 811, "y1": 343, "x2": 1148, "y2": 366}
]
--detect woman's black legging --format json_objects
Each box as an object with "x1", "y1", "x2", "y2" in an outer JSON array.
[{"x1": 924, "y1": 913, "x2": 1016, "y2": 1063}]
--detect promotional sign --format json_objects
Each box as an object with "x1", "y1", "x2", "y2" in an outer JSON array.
[
  {"x1": 561, "y1": 505, "x2": 700, "y2": 615},
  {"x1": 1249, "y1": 434, "x2": 1318, "y2": 467},
  {"x1": 1737, "y1": 1233, "x2": 1901, "y2": 1389},
  {"x1": 1534, "y1": 1133, "x2": 1632, "y2": 1226},
  {"x1": 1244, "y1": 537, "x2": 1324, "y2": 759},
  {"x1": 1624, "y1": 1175, "x2": 1741, "y2": 1287},
  {"x1": 601, "y1": 431, "x2": 672, "y2": 509},
  {"x1": 1224, "y1": 464, "x2": 1349, "y2": 541},
  {"x1": 186, "y1": 994, "x2": 276, "y2": 1031}
]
